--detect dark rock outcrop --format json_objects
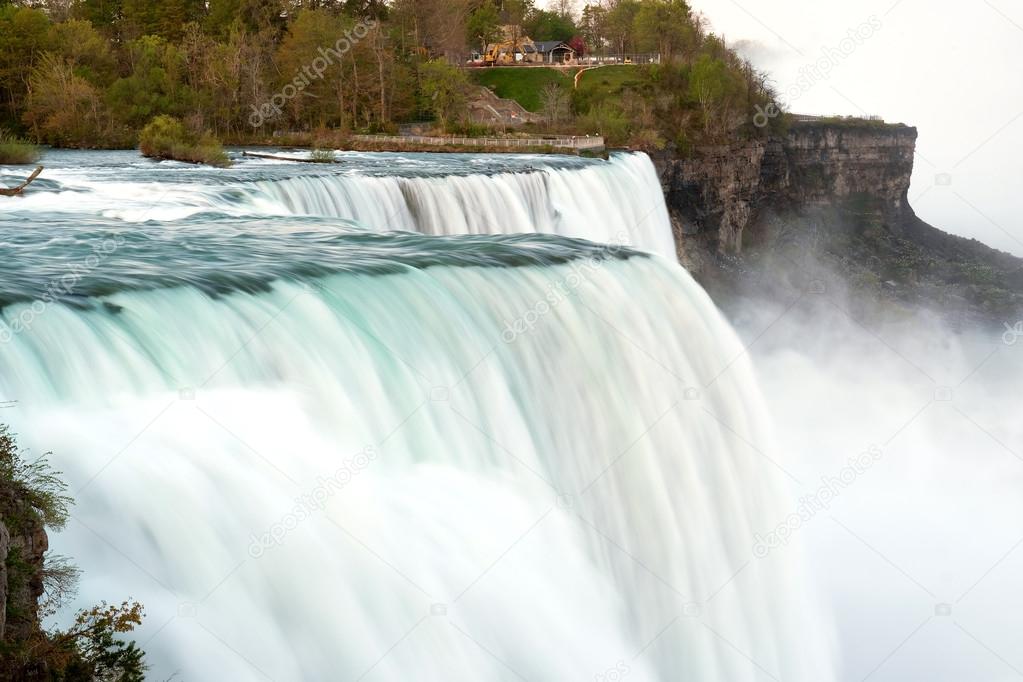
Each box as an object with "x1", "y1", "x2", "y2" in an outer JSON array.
[
  {"x1": 653, "y1": 121, "x2": 1023, "y2": 324},
  {"x1": 0, "y1": 496, "x2": 48, "y2": 644}
]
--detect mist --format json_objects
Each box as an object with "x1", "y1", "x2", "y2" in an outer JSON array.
[{"x1": 721, "y1": 266, "x2": 1023, "y2": 680}]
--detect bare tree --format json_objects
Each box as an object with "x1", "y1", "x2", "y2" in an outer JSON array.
[{"x1": 541, "y1": 82, "x2": 569, "y2": 129}]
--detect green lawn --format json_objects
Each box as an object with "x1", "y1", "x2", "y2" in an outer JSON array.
[
  {"x1": 574, "y1": 66, "x2": 647, "y2": 109},
  {"x1": 470, "y1": 67, "x2": 574, "y2": 112}
]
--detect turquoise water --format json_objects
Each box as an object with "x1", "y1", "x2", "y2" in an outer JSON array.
[{"x1": 0, "y1": 150, "x2": 835, "y2": 681}]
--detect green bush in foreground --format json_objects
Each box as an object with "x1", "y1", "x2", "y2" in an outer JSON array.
[
  {"x1": 139, "y1": 115, "x2": 231, "y2": 167},
  {"x1": 0, "y1": 130, "x2": 41, "y2": 165}
]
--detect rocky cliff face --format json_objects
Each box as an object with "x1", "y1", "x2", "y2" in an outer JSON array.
[
  {"x1": 0, "y1": 497, "x2": 48, "y2": 643},
  {"x1": 653, "y1": 121, "x2": 918, "y2": 269},
  {"x1": 653, "y1": 121, "x2": 1023, "y2": 324}
]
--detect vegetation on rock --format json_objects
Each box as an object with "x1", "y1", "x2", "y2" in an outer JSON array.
[
  {"x1": 0, "y1": 130, "x2": 40, "y2": 165},
  {"x1": 0, "y1": 425, "x2": 147, "y2": 681},
  {"x1": 139, "y1": 115, "x2": 231, "y2": 167}
]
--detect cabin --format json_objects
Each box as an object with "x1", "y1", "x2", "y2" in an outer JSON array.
[
  {"x1": 532, "y1": 41, "x2": 576, "y2": 64},
  {"x1": 471, "y1": 28, "x2": 578, "y2": 66}
]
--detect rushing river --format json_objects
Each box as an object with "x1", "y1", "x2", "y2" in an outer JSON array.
[{"x1": 0, "y1": 150, "x2": 836, "y2": 680}]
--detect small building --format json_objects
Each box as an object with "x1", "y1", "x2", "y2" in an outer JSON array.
[{"x1": 533, "y1": 41, "x2": 576, "y2": 64}]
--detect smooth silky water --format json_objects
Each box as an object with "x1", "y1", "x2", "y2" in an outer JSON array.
[{"x1": 0, "y1": 150, "x2": 836, "y2": 680}]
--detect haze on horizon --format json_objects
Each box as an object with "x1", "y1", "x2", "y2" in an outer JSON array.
[{"x1": 543, "y1": 0, "x2": 1023, "y2": 257}]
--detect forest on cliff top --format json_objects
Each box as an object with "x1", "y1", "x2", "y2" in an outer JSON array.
[{"x1": 0, "y1": 0, "x2": 784, "y2": 150}]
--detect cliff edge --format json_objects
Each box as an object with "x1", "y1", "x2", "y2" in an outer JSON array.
[{"x1": 653, "y1": 121, "x2": 1023, "y2": 325}]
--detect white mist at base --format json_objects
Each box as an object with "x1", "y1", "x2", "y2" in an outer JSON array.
[
  {"x1": 728, "y1": 294, "x2": 1023, "y2": 682},
  {"x1": 0, "y1": 256, "x2": 836, "y2": 681}
]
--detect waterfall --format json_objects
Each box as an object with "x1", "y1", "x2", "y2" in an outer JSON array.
[
  {"x1": 0, "y1": 151, "x2": 835, "y2": 681},
  {"x1": 244, "y1": 153, "x2": 678, "y2": 259},
  {"x1": 3, "y1": 151, "x2": 677, "y2": 260}
]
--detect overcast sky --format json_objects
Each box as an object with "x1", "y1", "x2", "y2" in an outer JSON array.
[{"x1": 547, "y1": 0, "x2": 1023, "y2": 256}]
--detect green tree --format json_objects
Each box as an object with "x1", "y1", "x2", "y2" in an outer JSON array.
[
  {"x1": 634, "y1": 0, "x2": 694, "y2": 61},
  {"x1": 206, "y1": 0, "x2": 288, "y2": 39},
  {"x1": 524, "y1": 9, "x2": 575, "y2": 42},
  {"x1": 47, "y1": 19, "x2": 117, "y2": 85},
  {"x1": 578, "y1": 3, "x2": 607, "y2": 52},
  {"x1": 688, "y1": 52, "x2": 744, "y2": 135},
  {"x1": 105, "y1": 35, "x2": 189, "y2": 129},
  {"x1": 275, "y1": 9, "x2": 349, "y2": 127},
  {"x1": 605, "y1": 0, "x2": 639, "y2": 55},
  {"x1": 23, "y1": 53, "x2": 122, "y2": 147},
  {"x1": 466, "y1": 0, "x2": 500, "y2": 52},
  {"x1": 119, "y1": 0, "x2": 205, "y2": 41},
  {"x1": 0, "y1": 6, "x2": 51, "y2": 129},
  {"x1": 419, "y1": 58, "x2": 470, "y2": 126},
  {"x1": 72, "y1": 0, "x2": 124, "y2": 35}
]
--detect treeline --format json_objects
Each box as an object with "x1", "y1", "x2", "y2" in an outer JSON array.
[{"x1": 0, "y1": 0, "x2": 781, "y2": 150}]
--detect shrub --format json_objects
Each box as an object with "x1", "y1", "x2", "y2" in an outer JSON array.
[
  {"x1": 444, "y1": 121, "x2": 497, "y2": 137},
  {"x1": 0, "y1": 425, "x2": 72, "y2": 532},
  {"x1": 0, "y1": 130, "x2": 41, "y2": 165},
  {"x1": 0, "y1": 426, "x2": 148, "y2": 681},
  {"x1": 309, "y1": 148, "x2": 336, "y2": 163},
  {"x1": 628, "y1": 128, "x2": 667, "y2": 151},
  {"x1": 139, "y1": 115, "x2": 231, "y2": 167},
  {"x1": 576, "y1": 103, "x2": 632, "y2": 146}
]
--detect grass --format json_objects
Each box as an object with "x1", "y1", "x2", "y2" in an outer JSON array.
[
  {"x1": 574, "y1": 66, "x2": 645, "y2": 98},
  {"x1": 139, "y1": 115, "x2": 231, "y2": 167},
  {"x1": 0, "y1": 130, "x2": 41, "y2": 165},
  {"x1": 471, "y1": 67, "x2": 573, "y2": 112},
  {"x1": 573, "y1": 66, "x2": 647, "y2": 114}
]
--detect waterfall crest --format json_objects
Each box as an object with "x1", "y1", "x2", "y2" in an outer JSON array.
[
  {"x1": 246, "y1": 152, "x2": 677, "y2": 259},
  {"x1": 0, "y1": 150, "x2": 835, "y2": 681}
]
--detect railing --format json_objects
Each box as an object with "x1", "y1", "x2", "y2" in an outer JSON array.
[
  {"x1": 351, "y1": 134, "x2": 606, "y2": 151},
  {"x1": 464, "y1": 53, "x2": 661, "y2": 67},
  {"x1": 578, "y1": 53, "x2": 661, "y2": 65}
]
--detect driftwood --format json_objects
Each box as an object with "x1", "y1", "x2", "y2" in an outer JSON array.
[
  {"x1": 0, "y1": 166, "x2": 43, "y2": 196},
  {"x1": 241, "y1": 151, "x2": 336, "y2": 163}
]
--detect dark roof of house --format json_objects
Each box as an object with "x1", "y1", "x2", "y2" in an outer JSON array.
[{"x1": 533, "y1": 41, "x2": 575, "y2": 54}]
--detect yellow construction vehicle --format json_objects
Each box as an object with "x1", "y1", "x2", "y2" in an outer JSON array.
[{"x1": 483, "y1": 36, "x2": 537, "y2": 66}]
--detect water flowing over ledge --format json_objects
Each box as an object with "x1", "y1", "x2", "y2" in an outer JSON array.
[
  {"x1": 0, "y1": 150, "x2": 836, "y2": 681},
  {"x1": 2, "y1": 151, "x2": 677, "y2": 260}
]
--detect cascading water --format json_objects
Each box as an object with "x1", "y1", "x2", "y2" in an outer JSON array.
[
  {"x1": 0, "y1": 150, "x2": 835, "y2": 680},
  {"x1": 3, "y1": 150, "x2": 676, "y2": 259}
]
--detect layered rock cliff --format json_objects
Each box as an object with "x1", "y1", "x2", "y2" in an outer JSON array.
[
  {"x1": 0, "y1": 497, "x2": 47, "y2": 643},
  {"x1": 653, "y1": 121, "x2": 1023, "y2": 324}
]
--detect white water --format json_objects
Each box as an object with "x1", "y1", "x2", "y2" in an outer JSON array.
[
  {"x1": 0, "y1": 151, "x2": 834, "y2": 680},
  {"x1": 246, "y1": 153, "x2": 677, "y2": 259},
  {"x1": 3, "y1": 151, "x2": 677, "y2": 260}
]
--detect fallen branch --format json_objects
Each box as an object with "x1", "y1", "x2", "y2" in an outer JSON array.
[
  {"x1": 241, "y1": 151, "x2": 336, "y2": 163},
  {"x1": 0, "y1": 165, "x2": 43, "y2": 196}
]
